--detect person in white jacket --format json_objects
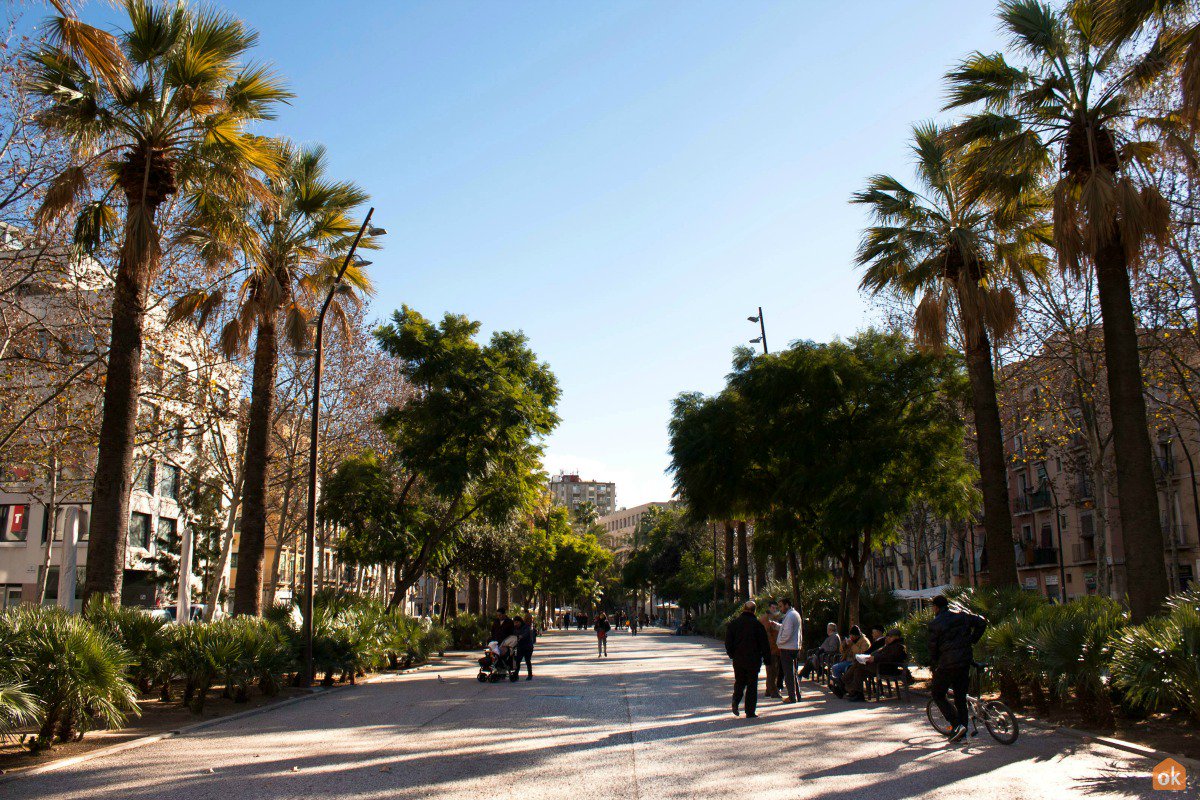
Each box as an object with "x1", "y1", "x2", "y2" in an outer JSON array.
[{"x1": 775, "y1": 597, "x2": 803, "y2": 703}]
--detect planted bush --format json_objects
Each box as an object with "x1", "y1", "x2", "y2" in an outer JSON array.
[
  {"x1": 85, "y1": 597, "x2": 175, "y2": 697},
  {"x1": 1111, "y1": 591, "x2": 1200, "y2": 721},
  {"x1": 2, "y1": 605, "x2": 139, "y2": 750}
]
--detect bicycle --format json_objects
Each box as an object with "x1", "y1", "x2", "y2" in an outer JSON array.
[{"x1": 926, "y1": 662, "x2": 1019, "y2": 745}]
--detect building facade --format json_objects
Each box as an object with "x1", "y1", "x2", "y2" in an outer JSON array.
[
  {"x1": 549, "y1": 472, "x2": 616, "y2": 517},
  {"x1": 598, "y1": 501, "x2": 675, "y2": 557},
  {"x1": 0, "y1": 239, "x2": 242, "y2": 611},
  {"x1": 937, "y1": 338, "x2": 1200, "y2": 601}
]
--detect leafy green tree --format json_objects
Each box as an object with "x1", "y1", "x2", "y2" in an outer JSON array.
[
  {"x1": 669, "y1": 390, "x2": 755, "y2": 600},
  {"x1": 853, "y1": 122, "x2": 1048, "y2": 588},
  {"x1": 28, "y1": 0, "x2": 289, "y2": 605},
  {"x1": 944, "y1": 0, "x2": 1186, "y2": 619},
  {"x1": 322, "y1": 307, "x2": 559, "y2": 607},
  {"x1": 172, "y1": 142, "x2": 371, "y2": 615}
]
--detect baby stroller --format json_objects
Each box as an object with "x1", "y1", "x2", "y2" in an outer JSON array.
[{"x1": 477, "y1": 635, "x2": 521, "y2": 683}]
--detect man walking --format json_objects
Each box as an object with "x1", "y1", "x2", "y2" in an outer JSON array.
[
  {"x1": 725, "y1": 600, "x2": 771, "y2": 718},
  {"x1": 776, "y1": 597, "x2": 802, "y2": 703},
  {"x1": 928, "y1": 595, "x2": 987, "y2": 742}
]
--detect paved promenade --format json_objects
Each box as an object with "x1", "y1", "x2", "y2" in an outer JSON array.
[{"x1": 5, "y1": 628, "x2": 1166, "y2": 799}]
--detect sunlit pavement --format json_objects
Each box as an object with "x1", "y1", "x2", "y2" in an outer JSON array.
[{"x1": 5, "y1": 628, "x2": 1166, "y2": 800}]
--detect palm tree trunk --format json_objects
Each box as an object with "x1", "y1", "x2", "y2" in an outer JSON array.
[
  {"x1": 83, "y1": 204, "x2": 159, "y2": 606},
  {"x1": 736, "y1": 520, "x2": 749, "y2": 601},
  {"x1": 723, "y1": 521, "x2": 734, "y2": 602},
  {"x1": 958, "y1": 297, "x2": 1019, "y2": 588},
  {"x1": 233, "y1": 316, "x2": 278, "y2": 616},
  {"x1": 1094, "y1": 237, "x2": 1169, "y2": 621},
  {"x1": 467, "y1": 574, "x2": 480, "y2": 615}
]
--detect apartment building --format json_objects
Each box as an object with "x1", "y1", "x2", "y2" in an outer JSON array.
[
  {"x1": 0, "y1": 237, "x2": 242, "y2": 611},
  {"x1": 598, "y1": 501, "x2": 676, "y2": 556},
  {"x1": 945, "y1": 338, "x2": 1200, "y2": 601},
  {"x1": 550, "y1": 472, "x2": 616, "y2": 517}
]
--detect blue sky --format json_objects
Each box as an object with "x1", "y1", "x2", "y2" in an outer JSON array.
[{"x1": 73, "y1": 0, "x2": 1006, "y2": 507}]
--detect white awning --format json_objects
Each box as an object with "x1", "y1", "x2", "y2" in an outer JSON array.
[{"x1": 891, "y1": 584, "x2": 951, "y2": 600}]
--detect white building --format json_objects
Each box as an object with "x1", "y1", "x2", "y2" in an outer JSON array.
[
  {"x1": 0, "y1": 236, "x2": 241, "y2": 611},
  {"x1": 598, "y1": 501, "x2": 676, "y2": 557}
]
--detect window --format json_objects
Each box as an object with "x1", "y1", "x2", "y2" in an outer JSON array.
[
  {"x1": 159, "y1": 464, "x2": 180, "y2": 501},
  {"x1": 134, "y1": 458, "x2": 156, "y2": 494},
  {"x1": 157, "y1": 516, "x2": 177, "y2": 546},
  {"x1": 1039, "y1": 523, "x2": 1053, "y2": 549},
  {"x1": 168, "y1": 360, "x2": 188, "y2": 397},
  {"x1": 142, "y1": 347, "x2": 164, "y2": 386},
  {"x1": 129, "y1": 512, "x2": 152, "y2": 549},
  {"x1": 0, "y1": 504, "x2": 29, "y2": 542},
  {"x1": 164, "y1": 413, "x2": 185, "y2": 449},
  {"x1": 230, "y1": 552, "x2": 239, "y2": 569},
  {"x1": 48, "y1": 508, "x2": 89, "y2": 542},
  {"x1": 1, "y1": 584, "x2": 22, "y2": 611}
]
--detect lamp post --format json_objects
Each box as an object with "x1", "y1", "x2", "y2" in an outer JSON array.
[
  {"x1": 748, "y1": 307, "x2": 768, "y2": 355},
  {"x1": 300, "y1": 207, "x2": 384, "y2": 688}
]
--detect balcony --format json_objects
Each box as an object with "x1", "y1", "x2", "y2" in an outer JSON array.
[
  {"x1": 1154, "y1": 456, "x2": 1176, "y2": 484},
  {"x1": 1013, "y1": 487, "x2": 1052, "y2": 515},
  {"x1": 1071, "y1": 542, "x2": 1096, "y2": 563},
  {"x1": 1072, "y1": 477, "x2": 1094, "y2": 503},
  {"x1": 1163, "y1": 522, "x2": 1197, "y2": 548},
  {"x1": 1019, "y1": 545, "x2": 1059, "y2": 568}
]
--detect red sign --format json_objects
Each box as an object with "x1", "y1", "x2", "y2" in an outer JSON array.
[{"x1": 10, "y1": 505, "x2": 26, "y2": 533}]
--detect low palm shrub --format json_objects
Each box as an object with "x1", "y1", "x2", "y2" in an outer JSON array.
[
  {"x1": 173, "y1": 620, "x2": 244, "y2": 713},
  {"x1": 2, "y1": 605, "x2": 139, "y2": 750},
  {"x1": 84, "y1": 598, "x2": 175, "y2": 697},
  {"x1": 1021, "y1": 596, "x2": 1128, "y2": 725},
  {"x1": 1111, "y1": 590, "x2": 1200, "y2": 721}
]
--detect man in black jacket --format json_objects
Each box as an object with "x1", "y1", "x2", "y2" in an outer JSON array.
[
  {"x1": 725, "y1": 600, "x2": 772, "y2": 718},
  {"x1": 928, "y1": 595, "x2": 988, "y2": 742}
]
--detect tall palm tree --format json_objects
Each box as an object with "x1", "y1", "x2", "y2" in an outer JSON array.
[
  {"x1": 28, "y1": 1, "x2": 288, "y2": 605},
  {"x1": 173, "y1": 142, "x2": 371, "y2": 616},
  {"x1": 853, "y1": 122, "x2": 1049, "y2": 589},
  {"x1": 943, "y1": 0, "x2": 1185, "y2": 621}
]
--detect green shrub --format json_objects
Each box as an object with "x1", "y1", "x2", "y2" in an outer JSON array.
[
  {"x1": 448, "y1": 613, "x2": 490, "y2": 650},
  {"x1": 1111, "y1": 591, "x2": 1200, "y2": 721},
  {"x1": 897, "y1": 606, "x2": 935, "y2": 667},
  {"x1": 173, "y1": 620, "x2": 244, "y2": 713},
  {"x1": 84, "y1": 597, "x2": 174, "y2": 696},
  {"x1": 1021, "y1": 596, "x2": 1127, "y2": 724},
  {"x1": 2, "y1": 605, "x2": 139, "y2": 749}
]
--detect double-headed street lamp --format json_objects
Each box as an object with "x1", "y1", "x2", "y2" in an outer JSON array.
[
  {"x1": 300, "y1": 207, "x2": 385, "y2": 688},
  {"x1": 748, "y1": 307, "x2": 768, "y2": 355}
]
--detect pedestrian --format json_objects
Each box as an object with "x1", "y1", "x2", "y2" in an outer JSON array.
[
  {"x1": 630, "y1": 613, "x2": 638, "y2": 636},
  {"x1": 775, "y1": 597, "x2": 802, "y2": 703},
  {"x1": 516, "y1": 614, "x2": 536, "y2": 680},
  {"x1": 928, "y1": 595, "x2": 988, "y2": 742},
  {"x1": 759, "y1": 601, "x2": 781, "y2": 698},
  {"x1": 491, "y1": 606, "x2": 515, "y2": 644},
  {"x1": 594, "y1": 612, "x2": 611, "y2": 657},
  {"x1": 725, "y1": 600, "x2": 771, "y2": 718}
]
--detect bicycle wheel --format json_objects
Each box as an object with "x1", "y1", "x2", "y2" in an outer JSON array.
[
  {"x1": 982, "y1": 700, "x2": 1019, "y2": 744},
  {"x1": 926, "y1": 698, "x2": 955, "y2": 735}
]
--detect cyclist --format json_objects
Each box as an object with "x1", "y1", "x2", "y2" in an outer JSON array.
[{"x1": 927, "y1": 595, "x2": 987, "y2": 742}]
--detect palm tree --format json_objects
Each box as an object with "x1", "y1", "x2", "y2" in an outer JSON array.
[
  {"x1": 853, "y1": 122, "x2": 1049, "y2": 589},
  {"x1": 172, "y1": 142, "x2": 371, "y2": 615},
  {"x1": 28, "y1": 0, "x2": 288, "y2": 605},
  {"x1": 944, "y1": 0, "x2": 1184, "y2": 621}
]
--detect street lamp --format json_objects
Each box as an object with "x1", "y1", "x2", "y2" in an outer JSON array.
[
  {"x1": 300, "y1": 207, "x2": 382, "y2": 688},
  {"x1": 747, "y1": 307, "x2": 768, "y2": 355}
]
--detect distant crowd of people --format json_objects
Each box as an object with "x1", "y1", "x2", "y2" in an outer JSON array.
[{"x1": 726, "y1": 595, "x2": 983, "y2": 729}]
